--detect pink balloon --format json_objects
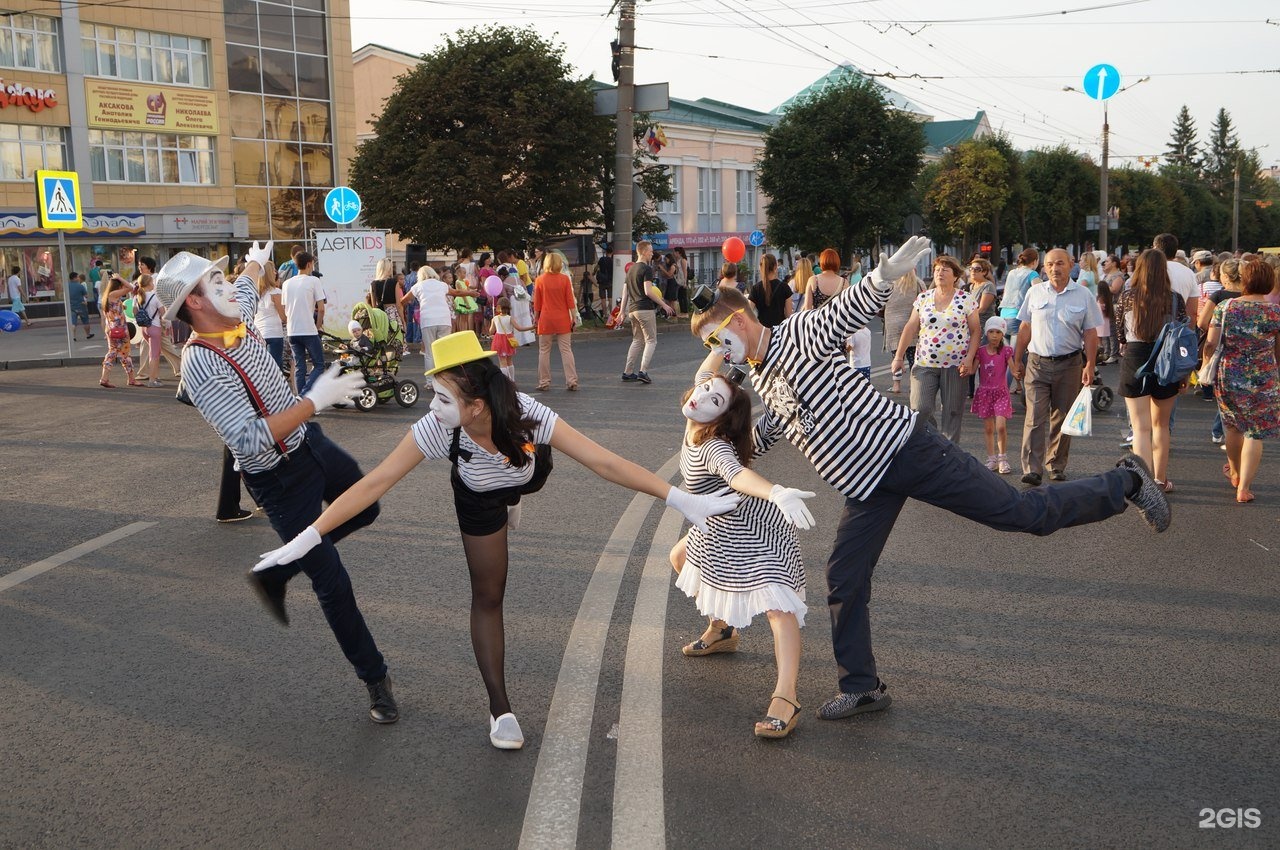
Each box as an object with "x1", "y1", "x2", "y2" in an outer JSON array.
[{"x1": 484, "y1": 275, "x2": 504, "y2": 298}]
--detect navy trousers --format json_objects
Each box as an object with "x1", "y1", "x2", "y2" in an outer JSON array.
[
  {"x1": 827, "y1": 422, "x2": 1131, "y2": 694},
  {"x1": 242, "y1": 423, "x2": 386, "y2": 683}
]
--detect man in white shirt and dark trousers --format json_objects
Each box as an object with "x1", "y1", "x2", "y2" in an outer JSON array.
[
  {"x1": 691, "y1": 235, "x2": 1170, "y2": 721},
  {"x1": 1011, "y1": 248, "x2": 1104, "y2": 486},
  {"x1": 155, "y1": 240, "x2": 400, "y2": 725},
  {"x1": 283, "y1": 252, "x2": 327, "y2": 393}
]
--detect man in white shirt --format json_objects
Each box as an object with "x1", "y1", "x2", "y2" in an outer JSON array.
[
  {"x1": 407, "y1": 267, "x2": 454, "y2": 373},
  {"x1": 1154, "y1": 233, "x2": 1200, "y2": 323},
  {"x1": 6, "y1": 266, "x2": 30, "y2": 328},
  {"x1": 283, "y1": 251, "x2": 327, "y2": 392}
]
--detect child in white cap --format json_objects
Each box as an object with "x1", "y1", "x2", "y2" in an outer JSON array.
[{"x1": 972, "y1": 316, "x2": 1015, "y2": 473}]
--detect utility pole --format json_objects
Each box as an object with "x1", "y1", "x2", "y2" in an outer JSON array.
[
  {"x1": 1232, "y1": 161, "x2": 1241, "y2": 252},
  {"x1": 611, "y1": 0, "x2": 636, "y2": 289},
  {"x1": 1099, "y1": 101, "x2": 1110, "y2": 254}
]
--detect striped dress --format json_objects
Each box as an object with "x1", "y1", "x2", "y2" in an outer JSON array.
[
  {"x1": 183, "y1": 272, "x2": 305, "y2": 473},
  {"x1": 752, "y1": 275, "x2": 917, "y2": 501},
  {"x1": 676, "y1": 436, "x2": 806, "y2": 628}
]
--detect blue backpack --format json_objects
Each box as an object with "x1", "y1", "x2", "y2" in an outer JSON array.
[{"x1": 1137, "y1": 294, "x2": 1197, "y2": 387}]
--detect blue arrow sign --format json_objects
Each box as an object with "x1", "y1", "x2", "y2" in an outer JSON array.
[
  {"x1": 325, "y1": 186, "x2": 362, "y2": 225},
  {"x1": 1082, "y1": 64, "x2": 1121, "y2": 101},
  {"x1": 748, "y1": 229, "x2": 765, "y2": 247}
]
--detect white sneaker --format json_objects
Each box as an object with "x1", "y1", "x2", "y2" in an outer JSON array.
[{"x1": 489, "y1": 712, "x2": 524, "y2": 750}]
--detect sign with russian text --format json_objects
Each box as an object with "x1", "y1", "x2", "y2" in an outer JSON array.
[
  {"x1": 84, "y1": 80, "x2": 219, "y2": 134},
  {"x1": 314, "y1": 230, "x2": 387, "y2": 336},
  {"x1": 0, "y1": 77, "x2": 57, "y2": 113}
]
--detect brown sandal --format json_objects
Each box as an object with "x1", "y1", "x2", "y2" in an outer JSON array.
[
  {"x1": 681, "y1": 625, "x2": 738, "y2": 657},
  {"x1": 754, "y1": 695, "x2": 801, "y2": 739}
]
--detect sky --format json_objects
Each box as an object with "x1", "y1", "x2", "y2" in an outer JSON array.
[{"x1": 350, "y1": 0, "x2": 1280, "y2": 171}]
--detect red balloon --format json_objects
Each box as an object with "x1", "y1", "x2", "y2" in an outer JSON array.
[{"x1": 722, "y1": 236, "x2": 746, "y2": 263}]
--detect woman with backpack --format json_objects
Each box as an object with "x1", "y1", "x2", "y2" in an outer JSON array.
[
  {"x1": 132, "y1": 273, "x2": 166, "y2": 387},
  {"x1": 1115, "y1": 249, "x2": 1188, "y2": 493}
]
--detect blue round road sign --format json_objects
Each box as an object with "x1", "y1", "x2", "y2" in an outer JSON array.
[
  {"x1": 325, "y1": 186, "x2": 362, "y2": 225},
  {"x1": 1082, "y1": 64, "x2": 1121, "y2": 101},
  {"x1": 748, "y1": 229, "x2": 765, "y2": 247}
]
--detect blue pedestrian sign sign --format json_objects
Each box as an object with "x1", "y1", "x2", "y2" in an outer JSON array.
[
  {"x1": 325, "y1": 186, "x2": 361, "y2": 225},
  {"x1": 34, "y1": 169, "x2": 81, "y2": 229},
  {"x1": 1082, "y1": 64, "x2": 1121, "y2": 102},
  {"x1": 748, "y1": 229, "x2": 765, "y2": 247}
]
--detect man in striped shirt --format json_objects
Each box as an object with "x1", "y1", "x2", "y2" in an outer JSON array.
[
  {"x1": 156, "y1": 240, "x2": 402, "y2": 725},
  {"x1": 692, "y1": 235, "x2": 1171, "y2": 722}
]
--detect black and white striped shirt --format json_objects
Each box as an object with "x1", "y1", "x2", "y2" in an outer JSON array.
[
  {"x1": 751, "y1": 277, "x2": 916, "y2": 501},
  {"x1": 411, "y1": 393, "x2": 558, "y2": 491},
  {"x1": 183, "y1": 272, "x2": 305, "y2": 474}
]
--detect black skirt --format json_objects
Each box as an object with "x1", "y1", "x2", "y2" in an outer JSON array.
[{"x1": 1119, "y1": 341, "x2": 1180, "y2": 400}]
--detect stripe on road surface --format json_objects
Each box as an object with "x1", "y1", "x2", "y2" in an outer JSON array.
[
  {"x1": 0, "y1": 521, "x2": 157, "y2": 592},
  {"x1": 519, "y1": 456, "x2": 679, "y2": 850},
  {"x1": 611, "y1": 505, "x2": 684, "y2": 850}
]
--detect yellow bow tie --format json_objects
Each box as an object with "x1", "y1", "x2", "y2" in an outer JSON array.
[{"x1": 194, "y1": 323, "x2": 247, "y2": 347}]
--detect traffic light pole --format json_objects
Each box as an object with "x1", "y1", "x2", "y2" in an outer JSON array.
[{"x1": 611, "y1": 0, "x2": 636, "y2": 290}]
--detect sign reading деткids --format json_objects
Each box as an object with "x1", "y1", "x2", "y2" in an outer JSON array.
[
  {"x1": 84, "y1": 80, "x2": 219, "y2": 134},
  {"x1": 34, "y1": 169, "x2": 81, "y2": 229}
]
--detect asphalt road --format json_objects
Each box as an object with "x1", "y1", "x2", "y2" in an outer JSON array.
[{"x1": 1, "y1": 327, "x2": 1276, "y2": 849}]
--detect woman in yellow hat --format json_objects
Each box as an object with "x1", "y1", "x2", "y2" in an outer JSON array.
[{"x1": 253, "y1": 330, "x2": 738, "y2": 750}]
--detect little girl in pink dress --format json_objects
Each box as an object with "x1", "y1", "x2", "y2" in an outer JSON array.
[{"x1": 971, "y1": 316, "x2": 1015, "y2": 473}]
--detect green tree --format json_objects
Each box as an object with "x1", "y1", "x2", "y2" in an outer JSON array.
[
  {"x1": 1023, "y1": 146, "x2": 1097, "y2": 247},
  {"x1": 1204, "y1": 107, "x2": 1241, "y2": 199},
  {"x1": 758, "y1": 77, "x2": 925, "y2": 258},
  {"x1": 588, "y1": 112, "x2": 675, "y2": 245},
  {"x1": 1108, "y1": 167, "x2": 1185, "y2": 249},
  {"x1": 925, "y1": 139, "x2": 1011, "y2": 258},
  {"x1": 349, "y1": 26, "x2": 603, "y2": 251},
  {"x1": 987, "y1": 133, "x2": 1032, "y2": 250},
  {"x1": 1164, "y1": 105, "x2": 1201, "y2": 173}
]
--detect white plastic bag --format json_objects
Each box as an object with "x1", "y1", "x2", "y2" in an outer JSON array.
[{"x1": 1061, "y1": 386, "x2": 1093, "y2": 437}]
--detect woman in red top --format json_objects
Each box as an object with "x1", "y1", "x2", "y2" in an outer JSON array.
[{"x1": 533, "y1": 252, "x2": 579, "y2": 391}]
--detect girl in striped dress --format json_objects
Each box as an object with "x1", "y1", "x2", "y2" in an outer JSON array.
[{"x1": 671, "y1": 358, "x2": 817, "y2": 738}]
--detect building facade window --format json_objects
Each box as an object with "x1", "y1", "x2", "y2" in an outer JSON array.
[
  {"x1": 735, "y1": 170, "x2": 756, "y2": 215},
  {"x1": 80, "y1": 23, "x2": 209, "y2": 87},
  {"x1": 0, "y1": 14, "x2": 62, "y2": 73},
  {"x1": 225, "y1": 0, "x2": 334, "y2": 240},
  {"x1": 697, "y1": 167, "x2": 719, "y2": 215},
  {"x1": 657, "y1": 164, "x2": 680, "y2": 214},
  {"x1": 88, "y1": 129, "x2": 216, "y2": 185},
  {"x1": 0, "y1": 124, "x2": 66, "y2": 180}
]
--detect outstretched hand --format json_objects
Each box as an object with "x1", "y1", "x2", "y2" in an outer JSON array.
[
  {"x1": 254, "y1": 525, "x2": 321, "y2": 572},
  {"x1": 871, "y1": 235, "x2": 932, "y2": 288},
  {"x1": 666, "y1": 486, "x2": 740, "y2": 534},
  {"x1": 768, "y1": 484, "x2": 817, "y2": 530},
  {"x1": 245, "y1": 239, "x2": 274, "y2": 270}
]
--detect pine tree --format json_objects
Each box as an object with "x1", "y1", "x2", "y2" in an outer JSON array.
[
  {"x1": 1163, "y1": 105, "x2": 1200, "y2": 172},
  {"x1": 1205, "y1": 108, "x2": 1241, "y2": 195}
]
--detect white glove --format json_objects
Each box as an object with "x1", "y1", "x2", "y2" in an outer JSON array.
[
  {"x1": 304, "y1": 362, "x2": 365, "y2": 412},
  {"x1": 768, "y1": 484, "x2": 817, "y2": 530},
  {"x1": 869, "y1": 235, "x2": 932, "y2": 290},
  {"x1": 666, "y1": 486, "x2": 740, "y2": 534},
  {"x1": 254, "y1": 525, "x2": 321, "y2": 571},
  {"x1": 245, "y1": 239, "x2": 274, "y2": 270}
]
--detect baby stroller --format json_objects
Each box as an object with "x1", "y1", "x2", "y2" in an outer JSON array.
[
  {"x1": 1091, "y1": 374, "x2": 1115, "y2": 412},
  {"x1": 322, "y1": 304, "x2": 420, "y2": 411}
]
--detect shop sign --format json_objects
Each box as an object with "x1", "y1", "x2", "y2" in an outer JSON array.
[
  {"x1": 0, "y1": 77, "x2": 57, "y2": 113},
  {"x1": 667, "y1": 231, "x2": 750, "y2": 249},
  {"x1": 0, "y1": 212, "x2": 145, "y2": 238},
  {"x1": 85, "y1": 80, "x2": 219, "y2": 134}
]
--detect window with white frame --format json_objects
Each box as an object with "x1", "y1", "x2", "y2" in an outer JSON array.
[
  {"x1": 88, "y1": 129, "x2": 216, "y2": 184},
  {"x1": 0, "y1": 124, "x2": 66, "y2": 180},
  {"x1": 81, "y1": 23, "x2": 210, "y2": 87},
  {"x1": 0, "y1": 14, "x2": 62, "y2": 73},
  {"x1": 735, "y1": 170, "x2": 756, "y2": 215},
  {"x1": 697, "y1": 167, "x2": 720, "y2": 214},
  {"x1": 657, "y1": 164, "x2": 680, "y2": 214}
]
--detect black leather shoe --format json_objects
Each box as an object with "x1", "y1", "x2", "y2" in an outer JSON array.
[
  {"x1": 246, "y1": 570, "x2": 288, "y2": 626},
  {"x1": 217, "y1": 509, "x2": 253, "y2": 523},
  {"x1": 1021, "y1": 472, "x2": 1042, "y2": 486},
  {"x1": 367, "y1": 675, "x2": 400, "y2": 724}
]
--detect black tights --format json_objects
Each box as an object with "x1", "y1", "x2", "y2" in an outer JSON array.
[{"x1": 461, "y1": 527, "x2": 511, "y2": 718}]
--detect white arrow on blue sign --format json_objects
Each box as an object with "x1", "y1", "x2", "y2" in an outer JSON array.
[
  {"x1": 325, "y1": 186, "x2": 362, "y2": 225},
  {"x1": 1082, "y1": 64, "x2": 1121, "y2": 101},
  {"x1": 748, "y1": 229, "x2": 765, "y2": 247}
]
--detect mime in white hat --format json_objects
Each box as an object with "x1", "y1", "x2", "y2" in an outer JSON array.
[{"x1": 155, "y1": 240, "x2": 402, "y2": 726}]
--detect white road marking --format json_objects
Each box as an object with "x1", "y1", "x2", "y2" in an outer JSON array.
[
  {"x1": 519, "y1": 456, "x2": 679, "y2": 850},
  {"x1": 0, "y1": 521, "x2": 157, "y2": 592},
  {"x1": 611, "y1": 505, "x2": 683, "y2": 850}
]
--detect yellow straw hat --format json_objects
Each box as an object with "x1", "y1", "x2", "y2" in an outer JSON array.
[{"x1": 425, "y1": 330, "x2": 497, "y2": 376}]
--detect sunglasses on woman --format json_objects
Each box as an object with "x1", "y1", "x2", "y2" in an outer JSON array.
[{"x1": 703, "y1": 308, "x2": 745, "y2": 350}]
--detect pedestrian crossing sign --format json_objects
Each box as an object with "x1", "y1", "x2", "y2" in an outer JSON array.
[{"x1": 35, "y1": 169, "x2": 82, "y2": 229}]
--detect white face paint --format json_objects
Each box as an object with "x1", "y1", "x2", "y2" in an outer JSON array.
[
  {"x1": 430, "y1": 379, "x2": 463, "y2": 429},
  {"x1": 203, "y1": 270, "x2": 239, "y2": 320},
  {"x1": 715, "y1": 327, "x2": 750, "y2": 365},
  {"x1": 682, "y1": 378, "x2": 732, "y2": 424}
]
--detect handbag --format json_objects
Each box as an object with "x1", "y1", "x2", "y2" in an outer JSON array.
[{"x1": 1197, "y1": 298, "x2": 1232, "y2": 386}]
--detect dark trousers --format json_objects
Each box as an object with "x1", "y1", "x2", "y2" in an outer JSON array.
[
  {"x1": 242, "y1": 423, "x2": 386, "y2": 683},
  {"x1": 289, "y1": 334, "x2": 326, "y2": 393},
  {"x1": 217, "y1": 446, "x2": 244, "y2": 519},
  {"x1": 826, "y1": 422, "x2": 1131, "y2": 694}
]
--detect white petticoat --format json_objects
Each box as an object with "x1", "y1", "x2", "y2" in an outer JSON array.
[{"x1": 676, "y1": 563, "x2": 807, "y2": 629}]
